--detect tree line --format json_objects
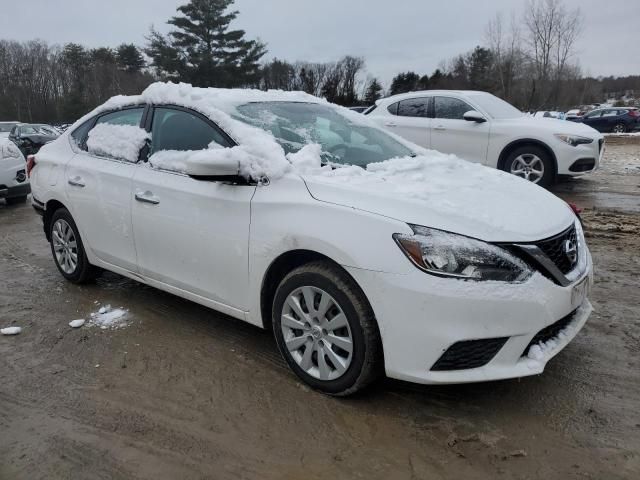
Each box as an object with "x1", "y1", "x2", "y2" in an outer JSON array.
[{"x1": 0, "y1": 0, "x2": 638, "y2": 124}]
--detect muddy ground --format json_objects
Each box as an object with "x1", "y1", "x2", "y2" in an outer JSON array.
[{"x1": 1, "y1": 139, "x2": 639, "y2": 480}]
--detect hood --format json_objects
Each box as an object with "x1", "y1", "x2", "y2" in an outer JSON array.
[
  {"x1": 291, "y1": 147, "x2": 575, "y2": 243},
  {"x1": 505, "y1": 116, "x2": 601, "y2": 137}
]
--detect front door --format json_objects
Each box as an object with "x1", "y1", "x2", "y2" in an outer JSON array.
[
  {"x1": 430, "y1": 96, "x2": 490, "y2": 164},
  {"x1": 131, "y1": 106, "x2": 256, "y2": 311},
  {"x1": 64, "y1": 107, "x2": 145, "y2": 271}
]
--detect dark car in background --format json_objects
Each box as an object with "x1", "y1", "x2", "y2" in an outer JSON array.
[
  {"x1": 570, "y1": 107, "x2": 639, "y2": 133},
  {"x1": 8, "y1": 123, "x2": 60, "y2": 156}
]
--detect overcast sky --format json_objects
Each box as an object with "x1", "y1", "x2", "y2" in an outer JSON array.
[{"x1": 2, "y1": 0, "x2": 638, "y2": 86}]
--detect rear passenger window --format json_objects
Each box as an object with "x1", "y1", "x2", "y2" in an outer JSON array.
[
  {"x1": 397, "y1": 98, "x2": 429, "y2": 117},
  {"x1": 434, "y1": 97, "x2": 473, "y2": 120},
  {"x1": 71, "y1": 108, "x2": 144, "y2": 151},
  {"x1": 95, "y1": 108, "x2": 144, "y2": 127},
  {"x1": 151, "y1": 108, "x2": 231, "y2": 153}
]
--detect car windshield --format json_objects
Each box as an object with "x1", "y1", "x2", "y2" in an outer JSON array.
[
  {"x1": 472, "y1": 94, "x2": 524, "y2": 120},
  {"x1": 233, "y1": 102, "x2": 414, "y2": 167}
]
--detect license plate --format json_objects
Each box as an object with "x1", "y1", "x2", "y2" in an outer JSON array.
[{"x1": 571, "y1": 276, "x2": 589, "y2": 309}]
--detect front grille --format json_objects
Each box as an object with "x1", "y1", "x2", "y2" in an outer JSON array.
[
  {"x1": 431, "y1": 337, "x2": 508, "y2": 371},
  {"x1": 535, "y1": 225, "x2": 577, "y2": 274},
  {"x1": 521, "y1": 309, "x2": 577, "y2": 357}
]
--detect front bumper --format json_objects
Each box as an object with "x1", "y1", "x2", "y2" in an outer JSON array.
[
  {"x1": 0, "y1": 182, "x2": 31, "y2": 199},
  {"x1": 345, "y1": 252, "x2": 593, "y2": 385},
  {"x1": 556, "y1": 137, "x2": 604, "y2": 176}
]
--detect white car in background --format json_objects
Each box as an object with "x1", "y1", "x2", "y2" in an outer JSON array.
[
  {"x1": 0, "y1": 138, "x2": 30, "y2": 204},
  {"x1": 0, "y1": 121, "x2": 20, "y2": 139},
  {"x1": 30, "y1": 83, "x2": 593, "y2": 395},
  {"x1": 367, "y1": 91, "x2": 604, "y2": 187}
]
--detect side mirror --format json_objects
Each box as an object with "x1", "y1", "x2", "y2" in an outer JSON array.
[
  {"x1": 184, "y1": 156, "x2": 240, "y2": 180},
  {"x1": 463, "y1": 110, "x2": 487, "y2": 123}
]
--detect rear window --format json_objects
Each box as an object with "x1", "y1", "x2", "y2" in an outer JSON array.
[{"x1": 397, "y1": 98, "x2": 430, "y2": 118}]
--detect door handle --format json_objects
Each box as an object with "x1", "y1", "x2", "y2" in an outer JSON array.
[
  {"x1": 68, "y1": 176, "x2": 85, "y2": 187},
  {"x1": 433, "y1": 125, "x2": 446, "y2": 131},
  {"x1": 384, "y1": 122, "x2": 397, "y2": 127},
  {"x1": 135, "y1": 191, "x2": 160, "y2": 205}
]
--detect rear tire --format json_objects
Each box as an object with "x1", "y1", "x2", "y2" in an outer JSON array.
[
  {"x1": 6, "y1": 195, "x2": 27, "y2": 205},
  {"x1": 501, "y1": 145, "x2": 555, "y2": 188},
  {"x1": 272, "y1": 261, "x2": 383, "y2": 396},
  {"x1": 613, "y1": 123, "x2": 626, "y2": 134},
  {"x1": 49, "y1": 208, "x2": 99, "y2": 283}
]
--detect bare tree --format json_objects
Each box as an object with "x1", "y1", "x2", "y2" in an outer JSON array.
[{"x1": 522, "y1": 0, "x2": 583, "y2": 108}]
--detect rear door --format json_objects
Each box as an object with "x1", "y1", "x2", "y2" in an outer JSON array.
[
  {"x1": 430, "y1": 96, "x2": 490, "y2": 163},
  {"x1": 382, "y1": 97, "x2": 431, "y2": 148},
  {"x1": 64, "y1": 107, "x2": 145, "y2": 271},
  {"x1": 131, "y1": 106, "x2": 255, "y2": 312},
  {"x1": 601, "y1": 109, "x2": 622, "y2": 131}
]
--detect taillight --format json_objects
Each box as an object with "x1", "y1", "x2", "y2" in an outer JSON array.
[
  {"x1": 568, "y1": 202, "x2": 582, "y2": 215},
  {"x1": 26, "y1": 155, "x2": 37, "y2": 177},
  {"x1": 628, "y1": 110, "x2": 639, "y2": 117}
]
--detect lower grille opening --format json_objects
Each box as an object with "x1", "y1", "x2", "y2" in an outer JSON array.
[
  {"x1": 431, "y1": 337, "x2": 509, "y2": 371},
  {"x1": 569, "y1": 158, "x2": 596, "y2": 172},
  {"x1": 522, "y1": 309, "x2": 577, "y2": 357}
]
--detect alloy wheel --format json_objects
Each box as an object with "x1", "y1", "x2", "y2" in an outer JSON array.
[
  {"x1": 52, "y1": 219, "x2": 78, "y2": 274},
  {"x1": 613, "y1": 124, "x2": 626, "y2": 134},
  {"x1": 510, "y1": 154, "x2": 545, "y2": 183},
  {"x1": 280, "y1": 286, "x2": 353, "y2": 381}
]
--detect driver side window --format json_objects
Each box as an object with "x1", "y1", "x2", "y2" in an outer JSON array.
[{"x1": 434, "y1": 97, "x2": 474, "y2": 120}]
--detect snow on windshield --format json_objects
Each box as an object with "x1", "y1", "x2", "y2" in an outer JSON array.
[{"x1": 87, "y1": 124, "x2": 150, "y2": 163}]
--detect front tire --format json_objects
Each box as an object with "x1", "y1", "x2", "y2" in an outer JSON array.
[
  {"x1": 49, "y1": 208, "x2": 98, "y2": 283},
  {"x1": 502, "y1": 145, "x2": 555, "y2": 188},
  {"x1": 272, "y1": 261, "x2": 382, "y2": 396}
]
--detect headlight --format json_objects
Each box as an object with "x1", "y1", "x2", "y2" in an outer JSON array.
[
  {"x1": 554, "y1": 134, "x2": 593, "y2": 147},
  {"x1": 393, "y1": 225, "x2": 533, "y2": 282},
  {"x1": 2, "y1": 143, "x2": 21, "y2": 159}
]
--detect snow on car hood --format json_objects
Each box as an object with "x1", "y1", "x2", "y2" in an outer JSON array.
[{"x1": 290, "y1": 145, "x2": 575, "y2": 243}]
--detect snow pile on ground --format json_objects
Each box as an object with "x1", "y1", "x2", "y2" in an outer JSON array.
[
  {"x1": 1, "y1": 326, "x2": 21, "y2": 335},
  {"x1": 69, "y1": 319, "x2": 85, "y2": 328},
  {"x1": 87, "y1": 124, "x2": 150, "y2": 162},
  {"x1": 89, "y1": 305, "x2": 129, "y2": 330}
]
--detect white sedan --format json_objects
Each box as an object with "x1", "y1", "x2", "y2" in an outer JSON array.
[
  {"x1": 367, "y1": 91, "x2": 604, "y2": 187},
  {"x1": 30, "y1": 83, "x2": 593, "y2": 395}
]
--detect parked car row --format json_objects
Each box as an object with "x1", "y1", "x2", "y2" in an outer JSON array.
[
  {"x1": 29, "y1": 82, "x2": 593, "y2": 395},
  {"x1": 568, "y1": 107, "x2": 639, "y2": 134}
]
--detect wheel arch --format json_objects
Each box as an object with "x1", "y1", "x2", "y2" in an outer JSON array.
[
  {"x1": 43, "y1": 199, "x2": 69, "y2": 242},
  {"x1": 259, "y1": 249, "x2": 373, "y2": 333},
  {"x1": 498, "y1": 138, "x2": 558, "y2": 173}
]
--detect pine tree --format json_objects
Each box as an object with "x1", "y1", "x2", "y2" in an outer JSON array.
[
  {"x1": 116, "y1": 44, "x2": 146, "y2": 73},
  {"x1": 145, "y1": 0, "x2": 266, "y2": 87},
  {"x1": 364, "y1": 78, "x2": 383, "y2": 104}
]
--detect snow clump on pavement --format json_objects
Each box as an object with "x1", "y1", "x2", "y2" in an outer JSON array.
[
  {"x1": 1, "y1": 326, "x2": 22, "y2": 335},
  {"x1": 89, "y1": 305, "x2": 129, "y2": 330}
]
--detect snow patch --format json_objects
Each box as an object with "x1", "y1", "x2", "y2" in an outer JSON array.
[
  {"x1": 89, "y1": 305, "x2": 129, "y2": 330},
  {"x1": 69, "y1": 319, "x2": 85, "y2": 328},
  {"x1": 87, "y1": 124, "x2": 150, "y2": 163},
  {"x1": 1, "y1": 326, "x2": 21, "y2": 335}
]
